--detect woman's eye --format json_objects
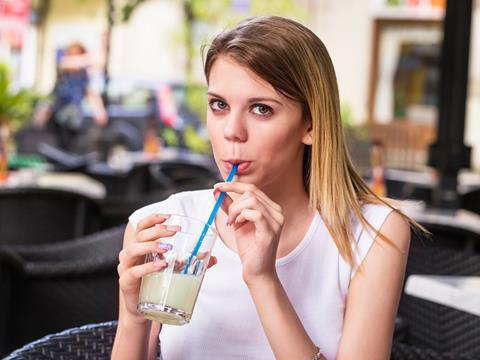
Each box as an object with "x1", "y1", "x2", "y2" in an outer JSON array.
[
  {"x1": 251, "y1": 104, "x2": 273, "y2": 116},
  {"x1": 209, "y1": 99, "x2": 228, "y2": 111}
]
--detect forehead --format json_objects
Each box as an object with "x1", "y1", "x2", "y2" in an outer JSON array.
[{"x1": 208, "y1": 55, "x2": 279, "y2": 99}]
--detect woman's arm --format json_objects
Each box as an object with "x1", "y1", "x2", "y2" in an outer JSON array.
[
  {"x1": 248, "y1": 276, "x2": 323, "y2": 360},
  {"x1": 112, "y1": 218, "x2": 218, "y2": 359},
  {"x1": 249, "y1": 210, "x2": 409, "y2": 360},
  {"x1": 112, "y1": 220, "x2": 174, "y2": 360},
  {"x1": 336, "y1": 210, "x2": 411, "y2": 360}
]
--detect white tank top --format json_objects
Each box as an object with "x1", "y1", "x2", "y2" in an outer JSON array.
[{"x1": 129, "y1": 189, "x2": 393, "y2": 360}]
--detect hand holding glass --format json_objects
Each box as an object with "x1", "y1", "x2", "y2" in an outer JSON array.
[{"x1": 137, "y1": 214, "x2": 217, "y2": 325}]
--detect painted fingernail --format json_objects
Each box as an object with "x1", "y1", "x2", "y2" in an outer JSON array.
[{"x1": 158, "y1": 243, "x2": 173, "y2": 251}]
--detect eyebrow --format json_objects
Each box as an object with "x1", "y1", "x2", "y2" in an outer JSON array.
[{"x1": 206, "y1": 91, "x2": 284, "y2": 106}]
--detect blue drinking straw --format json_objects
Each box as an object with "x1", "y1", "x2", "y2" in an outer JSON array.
[{"x1": 183, "y1": 163, "x2": 238, "y2": 275}]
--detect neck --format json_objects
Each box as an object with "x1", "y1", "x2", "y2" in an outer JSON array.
[{"x1": 262, "y1": 173, "x2": 315, "y2": 235}]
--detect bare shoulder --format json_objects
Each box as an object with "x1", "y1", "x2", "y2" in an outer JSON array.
[
  {"x1": 378, "y1": 209, "x2": 411, "y2": 253},
  {"x1": 338, "y1": 209, "x2": 411, "y2": 358}
]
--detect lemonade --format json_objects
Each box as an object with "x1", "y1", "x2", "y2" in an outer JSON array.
[{"x1": 138, "y1": 272, "x2": 203, "y2": 325}]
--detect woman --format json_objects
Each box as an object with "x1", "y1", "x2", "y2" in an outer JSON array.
[{"x1": 112, "y1": 16, "x2": 413, "y2": 360}]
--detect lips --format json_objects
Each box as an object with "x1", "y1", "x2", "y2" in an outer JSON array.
[{"x1": 223, "y1": 160, "x2": 252, "y2": 174}]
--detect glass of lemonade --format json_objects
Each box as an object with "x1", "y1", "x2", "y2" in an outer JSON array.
[{"x1": 137, "y1": 214, "x2": 217, "y2": 325}]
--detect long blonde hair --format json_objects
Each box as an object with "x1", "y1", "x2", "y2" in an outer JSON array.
[{"x1": 204, "y1": 16, "x2": 418, "y2": 267}]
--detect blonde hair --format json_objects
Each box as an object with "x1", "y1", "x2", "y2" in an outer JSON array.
[{"x1": 204, "y1": 16, "x2": 420, "y2": 266}]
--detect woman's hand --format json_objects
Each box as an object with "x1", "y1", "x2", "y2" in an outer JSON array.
[
  {"x1": 117, "y1": 214, "x2": 178, "y2": 322},
  {"x1": 214, "y1": 182, "x2": 284, "y2": 286},
  {"x1": 117, "y1": 214, "x2": 218, "y2": 323}
]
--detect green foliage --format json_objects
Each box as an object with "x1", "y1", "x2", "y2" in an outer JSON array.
[
  {"x1": 184, "y1": 125, "x2": 211, "y2": 153},
  {"x1": 250, "y1": 0, "x2": 307, "y2": 19},
  {"x1": 121, "y1": 0, "x2": 148, "y2": 22},
  {"x1": 0, "y1": 63, "x2": 36, "y2": 127},
  {"x1": 340, "y1": 102, "x2": 355, "y2": 128},
  {"x1": 341, "y1": 102, "x2": 368, "y2": 140},
  {"x1": 161, "y1": 127, "x2": 180, "y2": 147},
  {"x1": 185, "y1": 83, "x2": 207, "y2": 122},
  {"x1": 190, "y1": 0, "x2": 232, "y2": 23}
]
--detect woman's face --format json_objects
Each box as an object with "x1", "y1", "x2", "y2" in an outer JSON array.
[{"x1": 207, "y1": 55, "x2": 311, "y2": 190}]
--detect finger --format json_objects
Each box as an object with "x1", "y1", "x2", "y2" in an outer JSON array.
[
  {"x1": 233, "y1": 202, "x2": 279, "y2": 234},
  {"x1": 229, "y1": 192, "x2": 283, "y2": 227},
  {"x1": 119, "y1": 260, "x2": 167, "y2": 292},
  {"x1": 137, "y1": 214, "x2": 171, "y2": 232},
  {"x1": 215, "y1": 182, "x2": 282, "y2": 212},
  {"x1": 213, "y1": 186, "x2": 234, "y2": 217},
  {"x1": 136, "y1": 224, "x2": 181, "y2": 243},
  {"x1": 227, "y1": 192, "x2": 261, "y2": 225},
  {"x1": 235, "y1": 208, "x2": 275, "y2": 239},
  {"x1": 118, "y1": 241, "x2": 171, "y2": 270}
]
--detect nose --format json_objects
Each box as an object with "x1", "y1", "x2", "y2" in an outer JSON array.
[{"x1": 223, "y1": 111, "x2": 248, "y2": 143}]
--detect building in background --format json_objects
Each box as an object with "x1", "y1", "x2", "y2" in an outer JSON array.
[{"x1": 1, "y1": 0, "x2": 479, "y2": 169}]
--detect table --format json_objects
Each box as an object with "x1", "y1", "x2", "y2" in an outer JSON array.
[
  {"x1": 405, "y1": 275, "x2": 480, "y2": 317},
  {"x1": 401, "y1": 201, "x2": 480, "y2": 235},
  {"x1": 385, "y1": 168, "x2": 480, "y2": 195},
  {"x1": 0, "y1": 169, "x2": 106, "y2": 199}
]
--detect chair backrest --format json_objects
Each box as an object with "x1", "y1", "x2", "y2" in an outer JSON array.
[
  {"x1": 4, "y1": 321, "x2": 118, "y2": 360},
  {"x1": 149, "y1": 160, "x2": 220, "y2": 191},
  {"x1": 0, "y1": 187, "x2": 101, "y2": 245},
  {"x1": 398, "y1": 230, "x2": 480, "y2": 355},
  {"x1": 0, "y1": 226, "x2": 124, "y2": 356},
  {"x1": 86, "y1": 163, "x2": 152, "y2": 199},
  {"x1": 462, "y1": 189, "x2": 480, "y2": 216}
]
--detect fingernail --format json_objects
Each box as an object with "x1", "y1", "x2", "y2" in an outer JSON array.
[
  {"x1": 157, "y1": 214, "x2": 170, "y2": 220},
  {"x1": 212, "y1": 257, "x2": 217, "y2": 265},
  {"x1": 166, "y1": 225, "x2": 181, "y2": 232},
  {"x1": 158, "y1": 243, "x2": 173, "y2": 251}
]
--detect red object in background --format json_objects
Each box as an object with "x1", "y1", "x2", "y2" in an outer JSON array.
[
  {"x1": 407, "y1": 0, "x2": 420, "y2": 6},
  {"x1": 157, "y1": 85, "x2": 179, "y2": 129},
  {"x1": 0, "y1": 0, "x2": 30, "y2": 22},
  {"x1": 0, "y1": 0, "x2": 30, "y2": 49}
]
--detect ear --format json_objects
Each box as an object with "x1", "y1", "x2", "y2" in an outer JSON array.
[
  {"x1": 301, "y1": 114, "x2": 312, "y2": 145},
  {"x1": 302, "y1": 126, "x2": 313, "y2": 145}
]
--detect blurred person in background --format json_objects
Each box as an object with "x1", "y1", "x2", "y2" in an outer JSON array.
[{"x1": 34, "y1": 42, "x2": 108, "y2": 152}]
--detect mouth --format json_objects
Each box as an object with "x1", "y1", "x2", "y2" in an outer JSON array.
[{"x1": 222, "y1": 160, "x2": 252, "y2": 174}]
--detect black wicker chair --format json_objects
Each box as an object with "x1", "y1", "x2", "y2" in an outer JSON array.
[
  {"x1": 391, "y1": 341, "x2": 480, "y2": 360},
  {"x1": 4, "y1": 321, "x2": 118, "y2": 360},
  {"x1": 149, "y1": 160, "x2": 220, "y2": 191},
  {"x1": 0, "y1": 187, "x2": 101, "y2": 245},
  {"x1": 0, "y1": 226, "x2": 124, "y2": 356},
  {"x1": 4, "y1": 321, "x2": 162, "y2": 360},
  {"x1": 86, "y1": 163, "x2": 152, "y2": 199},
  {"x1": 394, "y1": 228, "x2": 480, "y2": 358},
  {"x1": 461, "y1": 189, "x2": 480, "y2": 216}
]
